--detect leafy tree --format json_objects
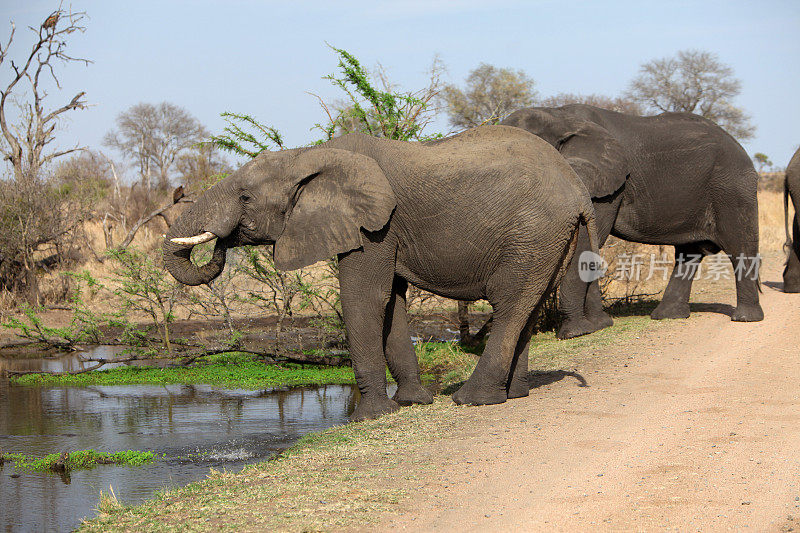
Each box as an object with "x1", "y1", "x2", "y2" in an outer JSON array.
[
  {"x1": 625, "y1": 49, "x2": 755, "y2": 140},
  {"x1": 316, "y1": 47, "x2": 443, "y2": 142},
  {"x1": 441, "y1": 63, "x2": 537, "y2": 128},
  {"x1": 104, "y1": 102, "x2": 207, "y2": 190},
  {"x1": 752, "y1": 152, "x2": 772, "y2": 172},
  {"x1": 104, "y1": 247, "x2": 181, "y2": 356}
]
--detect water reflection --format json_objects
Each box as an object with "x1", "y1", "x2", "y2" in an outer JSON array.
[
  {"x1": 0, "y1": 375, "x2": 359, "y2": 532},
  {"x1": 0, "y1": 346, "x2": 177, "y2": 377}
]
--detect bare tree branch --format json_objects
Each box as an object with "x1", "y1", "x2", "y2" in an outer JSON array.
[
  {"x1": 0, "y1": 4, "x2": 90, "y2": 181},
  {"x1": 115, "y1": 192, "x2": 192, "y2": 249}
]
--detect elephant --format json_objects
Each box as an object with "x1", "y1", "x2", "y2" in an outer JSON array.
[
  {"x1": 163, "y1": 125, "x2": 598, "y2": 421},
  {"x1": 784, "y1": 147, "x2": 800, "y2": 292},
  {"x1": 500, "y1": 104, "x2": 764, "y2": 339}
]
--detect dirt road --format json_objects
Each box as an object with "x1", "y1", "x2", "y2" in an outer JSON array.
[{"x1": 379, "y1": 262, "x2": 800, "y2": 531}]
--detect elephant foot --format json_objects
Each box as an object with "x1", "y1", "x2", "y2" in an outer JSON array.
[
  {"x1": 589, "y1": 310, "x2": 614, "y2": 330},
  {"x1": 783, "y1": 276, "x2": 800, "y2": 293},
  {"x1": 506, "y1": 376, "x2": 530, "y2": 399},
  {"x1": 452, "y1": 379, "x2": 507, "y2": 406},
  {"x1": 784, "y1": 283, "x2": 800, "y2": 294},
  {"x1": 651, "y1": 301, "x2": 690, "y2": 320},
  {"x1": 731, "y1": 303, "x2": 764, "y2": 322},
  {"x1": 350, "y1": 395, "x2": 400, "y2": 422},
  {"x1": 557, "y1": 318, "x2": 602, "y2": 340},
  {"x1": 392, "y1": 383, "x2": 434, "y2": 406}
]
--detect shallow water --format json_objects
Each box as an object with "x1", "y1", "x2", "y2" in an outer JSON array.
[{"x1": 0, "y1": 363, "x2": 361, "y2": 532}]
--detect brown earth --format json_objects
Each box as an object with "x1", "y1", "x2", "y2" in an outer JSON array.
[{"x1": 375, "y1": 253, "x2": 800, "y2": 532}]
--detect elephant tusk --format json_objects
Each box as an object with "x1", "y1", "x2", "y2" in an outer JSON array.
[{"x1": 171, "y1": 231, "x2": 217, "y2": 246}]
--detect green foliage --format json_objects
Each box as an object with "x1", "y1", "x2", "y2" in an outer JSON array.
[
  {"x1": 1, "y1": 271, "x2": 108, "y2": 347},
  {"x1": 104, "y1": 247, "x2": 181, "y2": 356},
  {"x1": 12, "y1": 353, "x2": 356, "y2": 388},
  {"x1": 415, "y1": 341, "x2": 478, "y2": 387},
  {"x1": 236, "y1": 246, "x2": 317, "y2": 330},
  {"x1": 1, "y1": 449, "x2": 158, "y2": 472},
  {"x1": 319, "y1": 46, "x2": 441, "y2": 142},
  {"x1": 210, "y1": 45, "x2": 441, "y2": 161},
  {"x1": 210, "y1": 112, "x2": 285, "y2": 158}
]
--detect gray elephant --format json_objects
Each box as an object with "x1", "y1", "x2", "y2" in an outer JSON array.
[
  {"x1": 500, "y1": 104, "x2": 764, "y2": 339},
  {"x1": 163, "y1": 125, "x2": 598, "y2": 421},
  {"x1": 784, "y1": 147, "x2": 800, "y2": 292}
]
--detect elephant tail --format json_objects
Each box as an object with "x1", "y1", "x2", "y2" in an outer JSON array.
[
  {"x1": 785, "y1": 174, "x2": 793, "y2": 253},
  {"x1": 579, "y1": 206, "x2": 600, "y2": 257}
]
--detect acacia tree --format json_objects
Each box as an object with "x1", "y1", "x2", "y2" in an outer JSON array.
[
  {"x1": 104, "y1": 102, "x2": 207, "y2": 190},
  {"x1": 440, "y1": 63, "x2": 537, "y2": 129},
  {"x1": 316, "y1": 48, "x2": 444, "y2": 142},
  {"x1": 0, "y1": 6, "x2": 90, "y2": 183},
  {"x1": 752, "y1": 152, "x2": 772, "y2": 172},
  {"x1": 625, "y1": 49, "x2": 755, "y2": 140}
]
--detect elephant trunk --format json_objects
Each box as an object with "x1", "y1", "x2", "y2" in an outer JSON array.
[{"x1": 163, "y1": 184, "x2": 239, "y2": 286}]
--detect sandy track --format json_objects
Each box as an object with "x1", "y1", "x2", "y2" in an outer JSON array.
[{"x1": 380, "y1": 264, "x2": 800, "y2": 531}]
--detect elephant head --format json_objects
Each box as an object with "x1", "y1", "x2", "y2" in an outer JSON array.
[
  {"x1": 501, "y1": 107, "x2": 630, "y2": 198},
  {"x1": 163, "y1": 147, "x2": 396, "y2": 285}
]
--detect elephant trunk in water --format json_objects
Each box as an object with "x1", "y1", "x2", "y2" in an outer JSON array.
[{"x1": 163, "y1": 183, "x2": 239, "y2": 286}]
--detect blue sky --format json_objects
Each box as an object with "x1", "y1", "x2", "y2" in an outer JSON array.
[{"x1": 2, "y1": 0, "x2": 799, "y2": 175}]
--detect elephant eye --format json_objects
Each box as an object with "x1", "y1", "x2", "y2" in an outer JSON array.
[{"x1": 240, "y1": 193, "x2": 251, "y2": 203}]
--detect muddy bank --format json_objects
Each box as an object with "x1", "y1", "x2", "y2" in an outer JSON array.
[{"x1": 0, "y1": 310, "x2": 491, "y2": 364}]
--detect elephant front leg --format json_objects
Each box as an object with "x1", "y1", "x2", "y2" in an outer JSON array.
[
  {"x1": 651, "y1": 245, "x2": 702, "y2": 320},
  {"x1": 338, "y1": 249, "x2": 400, "y2": 422},
  {"x1": 384, "y1": 277, "x2": 433, "y2": 406}
]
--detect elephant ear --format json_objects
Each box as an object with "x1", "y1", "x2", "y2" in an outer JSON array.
[
  {"x1": 273, "y1": 148, "x2": 396, "y2": 271},
  {"x1": 557, "y1": 121, "x2": 630, "y2": 199}
]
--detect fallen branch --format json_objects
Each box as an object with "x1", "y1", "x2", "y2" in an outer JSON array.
[
  {"x1": 115, "y1": 188, "x2": 191, "y2": 249},
  {"x1": 6, "y1": 353, "x2": 144, "y2": 376}
]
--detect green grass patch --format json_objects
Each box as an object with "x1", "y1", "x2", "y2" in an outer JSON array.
[
  {"x1": 416, "y1": 341, "x2": 478, "y2": 388},
  {"x1": 1, "y1": 449, "x2": 158, "y2": 472},
  {"x1": 413, "y1": 313, "x2": 662, "y2": 391},
  {"x1": 12, "y1": 353, "x2": 356, "y2": 389}
]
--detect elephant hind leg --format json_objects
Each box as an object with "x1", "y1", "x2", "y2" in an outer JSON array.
[
  {"x1": 651, "y1": 244, "x2": 705, "y2": 320},
  {"x1": 452, "y1": 263, "x2": 556, "y2": 406},
  {"x1": 384, "y1": 276, "x2": 434, "y2": 406},
  {"x1": 556, "y1": 225, "x2": 602, "y2": 340},
  {"x1": 725, "y1": 244, "x2": 764, "y2": 322},
  {"x1": 557, "y1": 196, "x2": 619, "y2": 340},
  {"x1": 783, "y1": 204, "x2": 800, "y2": 293},
  {"x1": 714, "y1": 205, "x2": 764, "y2": 322}
]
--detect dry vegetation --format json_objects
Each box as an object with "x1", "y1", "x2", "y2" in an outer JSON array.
[{"x1": 1, "y1": 187, "x2": 791, "y2": 343}]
